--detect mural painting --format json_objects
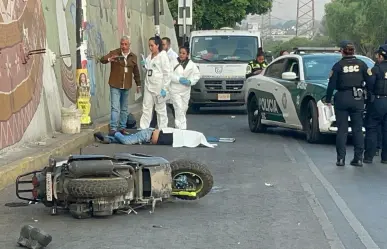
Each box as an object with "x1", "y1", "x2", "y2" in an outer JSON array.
[
  {"x1": 0, "y1": 0, "x2": 46, "y2": 150},
  {"x1": 56, "y1": 0, "x2": 76, "y2": 103}
]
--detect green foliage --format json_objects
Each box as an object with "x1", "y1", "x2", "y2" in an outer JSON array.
[
  {"x1": 324, "y1": 0, "x2": 387, "y2": 56},
  {"x1": 264, "y1": 36, "x2": 335, "y2": 57},
  {"x1": 166, "y1": 0, "x2": 273, "y2": 30}
]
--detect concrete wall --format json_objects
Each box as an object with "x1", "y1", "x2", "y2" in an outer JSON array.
[{"x1": 0, "y1": 0, "x2": 177, "y2": 152}]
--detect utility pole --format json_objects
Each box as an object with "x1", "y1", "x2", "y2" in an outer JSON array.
[
  {"x1": 154, "y1": 0, "x2": 160, "y2": 36},
  {"x1": 183, "y1": 0, "x2": 186, "y2": 44},
  {"x1": 296, "y1": 0, "x2": 315, "y2": 37},
  {"x1": 178, "y1": 0, "x2": 192, "y2": 46},
  {"x1": 260, "y1": 12, "x2": 271, "y2": 41},
  {"x1": 75, "y1": 0, "x2": 82, "y2": 69}
]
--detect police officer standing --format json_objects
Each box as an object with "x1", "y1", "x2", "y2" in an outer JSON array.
[
  {"x1": 363, "y1": 44, "x2": 387, "y2": 164},
  {"x1": 364, "y1": 49, "x2": 383, "y2": 156},
  {"x1": 325, "y1": 41, "x2": 369, "y2": 167},
  {"x1": 246, "y1": 52, "x2": 268, "y2": 78}
]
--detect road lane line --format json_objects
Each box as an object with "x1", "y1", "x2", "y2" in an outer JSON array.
[
  {"x1": 283, "y1": 144, "x2": 296, "y2": 163},
  {"x1": 300, "y1": 180, "x2": 346, "y2": 249},
  {"x1": 284, "y1": 142, "x2": 345, "y2": 249},
  {"x1": 294, "y1": 140, "x2": 380, "y2": 249}
]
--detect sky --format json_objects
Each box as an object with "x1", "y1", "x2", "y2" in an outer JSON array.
[{"x1": 271, "y1": 0, "x2": 330, "y2": 21}]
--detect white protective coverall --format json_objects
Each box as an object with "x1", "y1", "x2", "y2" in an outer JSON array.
[
  {"x1": 166, "y1": 48, "x2": 178, "y2": 62},
  {"x1": 140, "y1": 50, "x2": 172, "y2": 129},
  {"x1": 170, "y1": 59, "x2": 201, "y2": 129}
]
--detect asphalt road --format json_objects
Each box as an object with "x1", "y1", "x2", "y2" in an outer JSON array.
[{"x1": 1, "y1": 108, "x2": 387, "y2": 249}]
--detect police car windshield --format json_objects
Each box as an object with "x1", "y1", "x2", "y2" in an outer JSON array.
[
  {"x1": 302, "y1": 55, "x2": 375, "y2": 81},
  {"x1": 191, "y1": 35, "x2": 258, "y2": 63}
]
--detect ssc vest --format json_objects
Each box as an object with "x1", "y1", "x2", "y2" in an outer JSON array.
[{"x1": 337, "y1": 58, "x2": 364, "y2": 90}]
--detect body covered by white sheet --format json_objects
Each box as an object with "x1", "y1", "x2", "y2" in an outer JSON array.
[{"x1": 161, "y1": 128, "x2": 214, "y2": 148}]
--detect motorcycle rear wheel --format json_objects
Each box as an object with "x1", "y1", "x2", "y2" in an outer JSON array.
[
  {"x1": 170, "y1": 159, "x2": 213, "y2": 200},
  {"x1": 67, "y1": 177, "x2": 129, "y2": 198}
]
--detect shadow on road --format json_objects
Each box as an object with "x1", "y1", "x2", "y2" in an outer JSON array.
[{"x1": 190, "y1": 106, "x2": 247, "y2": 116}]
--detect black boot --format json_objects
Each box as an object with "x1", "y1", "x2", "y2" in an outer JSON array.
[
  {"x1": 350, "y1": 158, "x2": 363, "y2": 167},
  {"x1": 336, "y1": 159, "x2": 345, "y2": 166}
]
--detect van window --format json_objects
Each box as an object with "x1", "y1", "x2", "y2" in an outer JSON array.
[{"x1": 191, "y1": 35, "x2": 259, "y2": 63}]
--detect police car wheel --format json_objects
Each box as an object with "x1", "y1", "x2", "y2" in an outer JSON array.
[
  {"x1": 304, "y1": 100, "x2": 321, "y2": 143},
  {"x1": 248, "y1": 96, "x2": 266, "y2": 133}
]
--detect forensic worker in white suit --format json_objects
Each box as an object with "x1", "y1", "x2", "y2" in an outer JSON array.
[
  {"x1": 139, "y1": 36, "x2": 172, "y2": 129},
  {"x1": 170, "y1": 46, "x2": 201, "y2": 129}
]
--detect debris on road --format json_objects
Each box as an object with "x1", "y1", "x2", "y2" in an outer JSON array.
[
  {"x1": 152, "y1": 225, "x2": 163, "y2": 228},
  {"x1": 4, "y1": 202, "x2": 29, "y2": 207},
  {"x1": 264, "y1": 183, "x2": 274, "y2": 187},
  {"x1": 17, "y1": 225, "x2": 52, "y2": 249}
]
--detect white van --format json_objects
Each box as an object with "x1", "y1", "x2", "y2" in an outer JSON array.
[{"x1": 188, "y1": 29, "x2": 262, "y2": 112}]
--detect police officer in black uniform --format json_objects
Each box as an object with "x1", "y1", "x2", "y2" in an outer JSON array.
[
  {"x1": 364, "y1": 49, "x2": 383, "y2": 156},
  {"x1": 325, "y1": 41, "x2": 369, "y2": 167},
  {"x1": 246, "y1": 52, "x2": 268, "y2": 78},
  {"x1": 363, "y1": 44, "x2": 387, "y2": 164}
]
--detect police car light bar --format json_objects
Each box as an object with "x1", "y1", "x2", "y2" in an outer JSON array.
[{"x1": 293, "y1": 47, "x2": 341, "y2": 54}]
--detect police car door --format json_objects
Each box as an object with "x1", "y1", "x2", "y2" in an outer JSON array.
[
  {"x1": 276, "y1": 57, "x2": 303, "y2": 128},
  {"x1": 258, "y1": 58, "x2": 287, "y2": 123}
]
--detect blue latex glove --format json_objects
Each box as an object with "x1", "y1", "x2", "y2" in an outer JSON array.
[
  {"x1": 160, "y1": 89, "x2": 167, "y2": 97},
  {"x1": 179, "y1": 77, "x2": 191, "y2": 85},
  {"x1": 140, "y1": 60, "x2": 146, "y2": 66}
]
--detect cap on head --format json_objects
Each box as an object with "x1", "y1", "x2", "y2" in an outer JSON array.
[
  {"x1": 339, "y1": 40, "x2": 354, "y2": 50},
  {"x1": 377, "y1": 44, "x2": 387, "y2": 55}
]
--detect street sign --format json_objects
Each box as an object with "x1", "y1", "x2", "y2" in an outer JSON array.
[{"x1": 178, "y1": 0, "x2": 192, "y2": 25}]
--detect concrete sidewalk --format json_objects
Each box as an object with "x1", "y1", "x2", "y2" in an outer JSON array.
[
  {"x1": 0, "y1": 104, "x2": 144, "y2": 192},
  {"x1": 0, "y1": 122, "x2": 110, "y2": 191}
]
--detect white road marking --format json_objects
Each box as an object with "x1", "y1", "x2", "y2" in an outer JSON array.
[
  {"x1": 292, "y1": 139, "x2": 380, "y2": 249},
  {"x1": 283, "y1": 144, "x2": 296, "y2": 163},
  {"x1": 300, "y1": 180, "x2": 346, "y2": 249},
  {"x1": 284, "y1": 143, "x2": 345, "y2": 249}
]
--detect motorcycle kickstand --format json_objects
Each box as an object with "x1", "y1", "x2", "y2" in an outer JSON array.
[
  {"x1": 150, "y1": 197, "x2": 162, "y2": 214},
  {"x1": 51, "y1": 200, "x2": 58, "y2": 215},
  {"x1": 118, "y1": 206, "x2": 138, "y2": 215}
]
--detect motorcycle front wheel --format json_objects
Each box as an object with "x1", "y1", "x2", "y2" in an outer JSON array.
[{"x1": 170, "y1": 159, "x2": 214, "y2": 200}]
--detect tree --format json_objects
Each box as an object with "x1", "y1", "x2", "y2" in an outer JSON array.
[
  {"x1": 264, "y1": 36, "x2": 335, "y2": 57},
  {"x1": 166, "y1": 0, "x2": 273, "y2": 30},
  {"x1": 324, "y1": 0, "x2": 387, "y2": 56}
]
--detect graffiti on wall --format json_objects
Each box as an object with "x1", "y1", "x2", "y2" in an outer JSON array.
[
  {"x1": 56, "y1": 0, "x2": 76, "y2": 103},
  {"x1": 0, "y1": 0, "x2": 46, "y2": 150}
]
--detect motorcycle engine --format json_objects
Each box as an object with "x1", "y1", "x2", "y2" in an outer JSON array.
[{"x1": 56, "y1": 159, "x2": 136, "y2": 218}]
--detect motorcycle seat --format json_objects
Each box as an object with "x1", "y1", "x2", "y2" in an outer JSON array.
[{"x1": 113, "y1": 153, "x2": 169, "y2": 166}]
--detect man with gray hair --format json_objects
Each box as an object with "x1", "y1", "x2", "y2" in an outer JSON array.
[{"x1": 100, "y1": 35, "x2": 141, "y2": 135}]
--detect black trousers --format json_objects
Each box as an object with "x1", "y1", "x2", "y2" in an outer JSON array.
[
  {"x1": 364, "y1": 97, "x2": 387, "y2": 161},
  {"x1": 150, "y1": 104, "x2": 175, "y2": 128},
  {"x1": 364, "y1": 109, "x2": 382, "y2": 150},
  {"x1": 334, "y1": 91, "x2": 364, "y2": 160}
]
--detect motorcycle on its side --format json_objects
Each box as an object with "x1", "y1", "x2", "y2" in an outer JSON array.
[{"x1": 16, "y1": 153, "x2": 214, "y2": 219}]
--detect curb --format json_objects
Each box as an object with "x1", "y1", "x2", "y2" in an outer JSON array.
[
  {"x1": 0, "y1": 107, "x2": 144, "y2": 192},
  {"x1": 0, "y1": 123, "x2": 109, "y2": 192}
]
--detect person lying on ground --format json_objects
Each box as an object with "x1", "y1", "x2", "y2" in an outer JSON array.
[{"x1": 94, "y1": 128, "x2": 215, "y2": 148}]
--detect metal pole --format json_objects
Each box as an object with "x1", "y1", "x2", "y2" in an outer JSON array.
[
  {"x1": 183, "y1": 0, "x2": 186, "y2": 43},
  {"x1": 75, "y1": 0, "x2": 82, "y2": 69},
  {"x1": 154, "y1": 0, "x2": 160, "y2": 36}
]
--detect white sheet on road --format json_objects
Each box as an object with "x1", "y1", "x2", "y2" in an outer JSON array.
[{"x1": 161, "y1": 128, "x2": 214, "y2": 148}]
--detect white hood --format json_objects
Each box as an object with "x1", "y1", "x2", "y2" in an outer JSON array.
[{"x1": 197, "y1": 63, "x2": 246, "y2": 78}]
